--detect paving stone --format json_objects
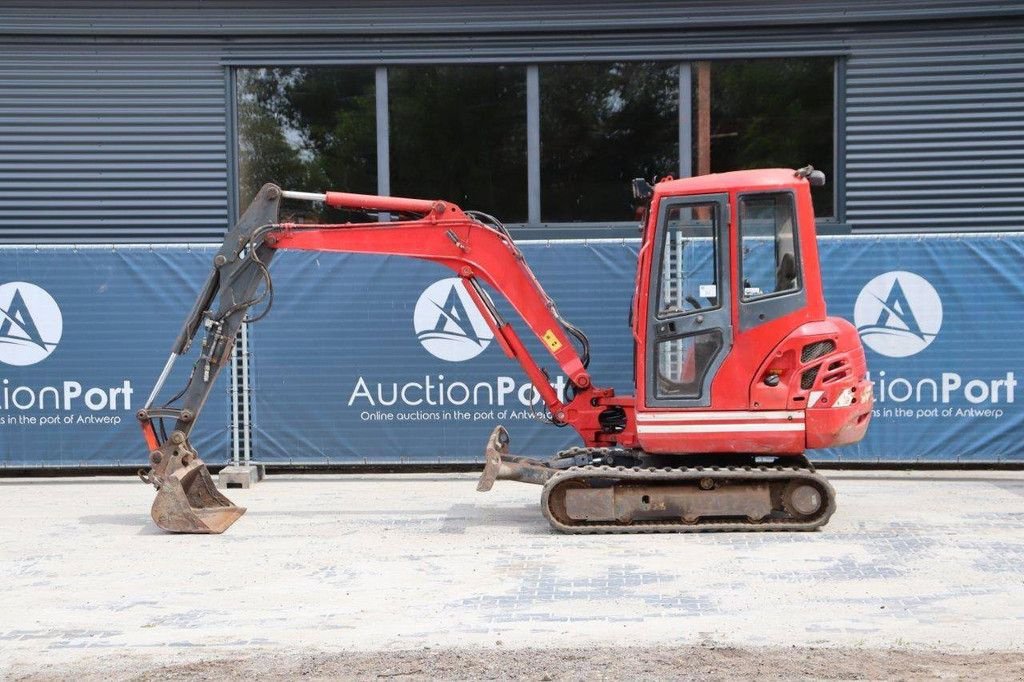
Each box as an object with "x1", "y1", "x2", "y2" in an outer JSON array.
[{"x1": 0, "y1": 470, "x2": 1021, "y2": 670}]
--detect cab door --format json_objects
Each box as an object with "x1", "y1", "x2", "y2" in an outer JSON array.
[{"x1": 645, "y1": 193, "x2": 732, "y2": 408}]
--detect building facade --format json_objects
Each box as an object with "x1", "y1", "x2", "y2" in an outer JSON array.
[
  {"x1": 2, "y1": 2, "x2": 1024, "y2": 467},
  {"x1": 1, "y1": 1, "x2": 1022, "y2": 242}
]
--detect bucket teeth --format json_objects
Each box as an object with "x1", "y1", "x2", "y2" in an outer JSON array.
[{"x1": 150, "y1": 459, "x2": 245, "y2": 534}]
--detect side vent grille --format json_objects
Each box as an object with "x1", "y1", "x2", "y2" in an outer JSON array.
[
  {"x1": 801, "y1": 365, "x2": 820, "y2": 390},
  {"x1": 801, "y1": 340, "x2": 836, "y2": 363}
]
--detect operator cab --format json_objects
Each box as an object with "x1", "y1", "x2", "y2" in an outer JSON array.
[{"x1": 631, "y1": 168, "x2": 869, "y2": 455}]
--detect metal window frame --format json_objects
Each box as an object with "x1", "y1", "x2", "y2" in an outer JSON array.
[
  {"x1": 225, "y1": 68, "x2": 240, "y2": 226},
  {"x1": 679, "y1": 62, "x2": 693, "y2": 179},
  {"x1": 527, "y1": 65, "x2": 541, "y2": 224},
  {"x1": 226, "y1": 55, "x2": 846, "y2": 236},
  {"x1": 833, "y1": 56, "x2": 848, "y2": 226},
  {"x1": 375, "y1": 67, "x2": 390, "y2": 198}
]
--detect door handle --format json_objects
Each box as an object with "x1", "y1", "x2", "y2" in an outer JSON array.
[{"x1": 655, "y1": 321, "x2": 676, "y2": 336}]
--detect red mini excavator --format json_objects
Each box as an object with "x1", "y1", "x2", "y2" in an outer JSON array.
[{"x1": 137, "y1": 167, "x2": 872, "y2": 534}]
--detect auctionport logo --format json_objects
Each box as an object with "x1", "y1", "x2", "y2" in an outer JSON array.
[
  {"x1": 854, "y1": 271, "x2": 942, "y2": 358},
  {"x1": 0, "y1": 282, "x2": 63, "y2": 366},
  {"x1": 413, "y1": 278, "x2": 493, "y2": 362}
]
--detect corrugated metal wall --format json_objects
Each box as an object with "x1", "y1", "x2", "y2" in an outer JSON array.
[
  {"x1": 0, "y1": 2, "x2": 1021, "y2": 241},
  {"x1": 0, "y1": 0, "x2": 1017, "y2": 34},
  {"x1": 0, "y1": 41, "x2": 228, "y2": 241},
  {"x1": 845, "y1": 27, "x2": 1024, "y2": 231}
]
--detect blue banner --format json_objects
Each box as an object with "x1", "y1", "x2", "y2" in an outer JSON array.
[
  {"x1": 249, "y1": 244, "x2": 637, "y2": 463},
  {"x1": 250, "y1": 235, "x2": 1024, "y2": 464},
  {"x1": 2, "y1": 234, "x2": 1021, "y2": 467},
  {"x1": 0, "y1": 246, "x2": 230, "y2": 467},
  {"x1": 816, "y1": 234, "x2": 1024, "y2": 462}
]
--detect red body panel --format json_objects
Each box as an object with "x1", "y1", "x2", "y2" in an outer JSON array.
[
  {"x1": 635, "y1": 410, "x2": 806, "y2": 455},
  {"x1": 629, "y1": 169, "x2": 872, "y2": 455}
]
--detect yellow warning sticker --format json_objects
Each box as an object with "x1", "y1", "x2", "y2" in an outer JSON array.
[{"x1": 542, "y1": 329, "x2": 563, "y2": 352}]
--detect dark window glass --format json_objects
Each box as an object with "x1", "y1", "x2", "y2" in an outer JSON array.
[
  {"x1": 236, "y1": 68, "x2": 377, "y2": 221},
  {"x1": 697, "y1": 59, "x2": 834, "y2": 217},
  {"x1": 389, "y1": 66, "x2": 527, "y2": 222},
  {"x1": 541, "y1": 62, "x2": 679, "y2": 222},
  {"x1": 656, "y1": 331, "x2": 723, "y2": 400},
  {"x1": 739, "y1": 193, "x2": 800, "y2": 300},
  {"x1": 658, "y1": 203, "x2": 719, "y2": 316}
]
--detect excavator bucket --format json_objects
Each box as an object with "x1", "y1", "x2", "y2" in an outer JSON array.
[{"x1": 150, "y1": 459, "x2": 245, "y2": 534}]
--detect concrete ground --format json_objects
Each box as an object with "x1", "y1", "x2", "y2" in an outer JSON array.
[{"x1": 0, "y1": 471, "x2": 1022, "y2": 680}]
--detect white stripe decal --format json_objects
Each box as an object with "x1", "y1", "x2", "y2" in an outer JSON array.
[
  {"x1": 637, "y1": 410, "x2": 803, "y2": 422},
  {"x1": 637, "y1": 423, "x2": 805, "y2": 434}
]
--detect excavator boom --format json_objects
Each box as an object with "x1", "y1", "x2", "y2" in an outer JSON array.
[{"x1": 138, "y1": 184, "x2": 629, "y2": 533}]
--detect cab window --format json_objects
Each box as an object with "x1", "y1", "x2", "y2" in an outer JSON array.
[
  {"x1": 739, "y1": 193, "x2": 799, "y2": 300},
  {"x1": 657, "y1": 202, "x2": 719, "y2": 316}
]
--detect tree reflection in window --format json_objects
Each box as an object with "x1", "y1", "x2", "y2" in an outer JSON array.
[
  {"x1": 702, "y1": 59, "x2": 834, "y2": 217},
  {"x1": 389, "y1": 65, "x2": 527, "y2": 222},
  {"x1": 236, "y1": 59, "x2": 835, "y2": 225},
  {"x1": 237, "y1": 67, "x2": 377, "y2": 221},
  {"x1": 540, "y1": 62, "x2": 679, "y2": 222}
]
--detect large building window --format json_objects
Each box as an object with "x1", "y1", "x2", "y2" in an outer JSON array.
[
  {"x1": 235, "y1": 58, "x2": 836, "y2": 227},
  {"x1": 236, "y1": 67, "x2": 377, "y2": 219},
  {"x1": 696, "y1": 58, "x2": 835, "y2": 216},
  {"x1": 540, "y1": 62, "x2": 679, "y2": 222},
  {"x1": 389, "y1": 66, "x2": 527, "y2": 222}
]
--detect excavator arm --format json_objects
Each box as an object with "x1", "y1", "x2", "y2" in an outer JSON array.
[{"x1": 137, "y1": 184, "x2": 631, "y2": 533}]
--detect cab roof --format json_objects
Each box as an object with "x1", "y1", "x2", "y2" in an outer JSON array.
[{"x1": 653, "y1": 168, "x2": 805, "y2": 197}]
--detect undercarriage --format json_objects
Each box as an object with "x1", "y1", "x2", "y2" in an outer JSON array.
[{"x1": 478, "y1": 426, "x2": 836, "y2": 533}]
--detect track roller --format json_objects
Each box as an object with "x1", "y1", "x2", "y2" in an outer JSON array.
[{"x1": 541, "y1": 466, "x2": 835, "y2": 533}]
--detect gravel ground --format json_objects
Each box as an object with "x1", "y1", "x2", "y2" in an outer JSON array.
[
  {"x1": 1, "y1": 471, "x2": 1022, "y2": 680},
  {"x1": 7, "y1": 645, "x2": 1023, "y2": 681}
]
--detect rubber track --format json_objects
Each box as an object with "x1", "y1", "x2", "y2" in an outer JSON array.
[{"x1": 540, "y1": 456, "x2": 837, "y2": 534}]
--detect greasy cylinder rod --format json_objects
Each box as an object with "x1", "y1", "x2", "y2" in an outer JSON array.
[
  {"x1": 144, "y1": 352, "x2": 178, "y2": 409},
  {"x1": 281, "y1": 189, "x2": 437, "y2": 214},
  {"x1": 280, "y1": 190, "x2": 326, "y2": 202}
]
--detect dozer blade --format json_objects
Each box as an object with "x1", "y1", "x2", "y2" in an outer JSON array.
[
  {"x1": 477, "y1": 425, "x2": 558, "y2": 491},
  {"x1": 150, "y1": 459, "x2": 245, "y2": 534},
  {"x1": 477, "y1": 426, "x2": 510, "y2": 491}
]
